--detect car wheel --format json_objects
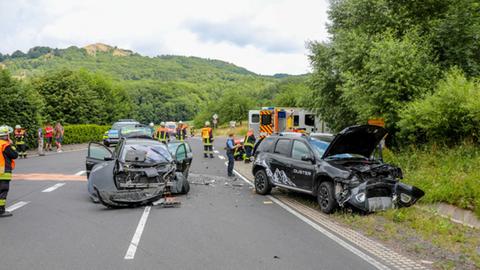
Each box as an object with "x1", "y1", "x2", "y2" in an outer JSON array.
[
  {"x1": 104, "y1": 142, "x2": 109, "y2": 147},
  {"x1": 182, "y1": 180, "x2": 190, "y2": 194},
  {"x1": 254, "y1": 170, "x2": 271, "y2": 195},
  {"x1": 317, "y1": 181, "x2": 338, "y2": 214}
]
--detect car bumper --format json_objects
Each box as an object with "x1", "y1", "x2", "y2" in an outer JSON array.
[{"x1": 94, "y1": 186, "x2": 166, "y2": 208}]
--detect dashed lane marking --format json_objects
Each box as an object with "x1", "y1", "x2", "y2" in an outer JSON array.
[
  {"x1": 124, "y1": 206, "x2": 151, "y2": 260},
  {"x1": 6, "y1": 201, "x2": 30, "y2": 212},
  {"x1": 74, "y1": 170, "x2": 86, "y2": 176},
  {"x1": 42, "y1": 183, "x2": 66, "y2": 193},
  {"x1": 13, "y1": 173, "x2": 86, "y2": 181},
  {"x1": 218, "y1": 155, "x2": 225, "y2": 160}
]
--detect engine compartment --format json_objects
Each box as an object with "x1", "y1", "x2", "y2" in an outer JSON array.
[{"x1": 115, "y1": 162, "x2": 176, "y2": 189}]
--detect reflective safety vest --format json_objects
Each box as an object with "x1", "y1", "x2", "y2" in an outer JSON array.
[
  {"x1": 0, "y1": 140, "x2": 15, "y2": 181},
  {"x1": 14, "y1": 129, "x2": 26, "y2": 145},
  {"x1": 201, "y1": 127, "x2": 212, "y2": 145},
  {"x1": 156, "y1": 127, "x2": 168, "y2": 142},
  {"x1": 243, "y1": 135, "x2": 255, "y2": 148}
]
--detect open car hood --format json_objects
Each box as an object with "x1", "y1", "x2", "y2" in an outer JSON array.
[{"x1": 322, "y1": 125, "x2": 387, "y2": 159}]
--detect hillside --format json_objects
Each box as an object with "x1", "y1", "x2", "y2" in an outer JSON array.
[{"x1": 0, "y1": 43, "x2": 261, "y2": 82}]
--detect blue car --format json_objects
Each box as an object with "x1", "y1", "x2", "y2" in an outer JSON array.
[{"x1": 103, "y1": 120, "x2": 139, "y2": 146}]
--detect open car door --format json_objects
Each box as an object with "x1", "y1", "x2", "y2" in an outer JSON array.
[
  {"x1": 174, "y1": 142, "x2": 192, "y2": 178},
  {"x1": 86, "y1": 142, "x2": 113, "y2": 177}
]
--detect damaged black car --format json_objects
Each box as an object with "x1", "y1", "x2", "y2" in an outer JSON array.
[
  {"x1": 86, "y1": 130, "x2": 191, "y2": 208},
  {"x1": 252, "y1": 125, "x2": 424, "y2": 214}
]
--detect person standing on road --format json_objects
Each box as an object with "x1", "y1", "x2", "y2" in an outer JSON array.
[
  {"x1": 44, "y1": 122, "x2": 54, "y2": 151},
  {"x1": 201, "y1": 121, "x2": 214, "y2": 158},
  {"x1": 37, "y1": 127, "x2": 45, "y2": 156},
  {"x1": 54, "y1": 122, "x2": 64, "y2": 153},
  {"x1": 176, "y1": 121, "x2": 187, "y2": 141},
  {"x1": 0, "y1": 125, "x2": 18, "y2": 218},
  {"x1": 14, "y1": 125, "x2": 27, "y2": 158},
  {"x1": 243, "y1": 129, "x2": 256, "y2": 163},
  {"x1": 155, "y1": 122, "x2": 169, "y2": 144},
  {"x1": 226, "y1": 132, "x2": 235, "y2": 177}
]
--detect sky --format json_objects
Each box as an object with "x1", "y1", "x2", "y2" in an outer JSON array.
[{"x1": 0, "y1": 0, "x2": 330, "y2": 75}]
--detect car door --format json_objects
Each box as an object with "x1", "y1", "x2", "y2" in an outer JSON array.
[
  {"x1": 174, "y1": 143, "x2": 190, "y2": 177},
  {"x1": 270, "y1": 139, "x2": 294, "y2": 186},
  {"x1": 86, "y1": 142, "x2": 114, "y2": 177},
  {"x1": 290, "y1": 140, "x2": 316, "y2": 190}
]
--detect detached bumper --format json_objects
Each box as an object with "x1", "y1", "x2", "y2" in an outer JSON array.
[{"x1": 94, "y1": 186, "x2": 165, "y2": 208}]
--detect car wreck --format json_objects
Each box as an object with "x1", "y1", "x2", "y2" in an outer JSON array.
[
  {"x1": 252, "y1": 125, "x2": 425, "y2": 214},
  {"x1": 86, "y1": 128, "x2": 192, "y2": 208}
]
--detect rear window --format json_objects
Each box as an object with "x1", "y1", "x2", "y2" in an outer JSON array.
[
  {"x1": 257, "y1": 137, "x2": 275, "y2": 153},
  {"x1": 305, "y1": 114, "x2": 315, "y2": 126},
  {"x1": 251, "y1": 114, "x2": 260, "y2": 123},
  {"x1": 274, "y1": 139, "x2": 291, "y2": 156},
  {"x1": 261, "y1": 114, "x2": 272, "y2": 125}
]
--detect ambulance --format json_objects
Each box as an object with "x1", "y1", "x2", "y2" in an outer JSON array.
[{"x1": 248, "y1": 107, "x2": 330, "y2": 138}]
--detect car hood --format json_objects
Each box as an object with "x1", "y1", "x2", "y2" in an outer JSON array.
[{"x1": 322, "y1": 125, "x2": 387, "y2": 159}]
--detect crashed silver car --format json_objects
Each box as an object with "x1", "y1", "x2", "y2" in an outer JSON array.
[
  {"x1": 86, "y1": 131, "x2": 192, "y2": 208},
  {"x1": 252, "y1": 125, "x2": 425, "y2": 214}
]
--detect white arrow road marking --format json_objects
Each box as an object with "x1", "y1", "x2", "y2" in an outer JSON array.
[
  {"x1": 42, "y1": 183, "x2": 66, "y2": 193},
  {"x1": 74, "y1": 170, "x2": 86, "y2": 176},
  {"x1": 6, "y1": 201, "x2": 30, "y2": 212},
  {"x1": 124, "y1": 206, "x2": 151, "y2": 260},
  {"x1": 218, "y1": 155, "x2": 225, "y2": 160}
]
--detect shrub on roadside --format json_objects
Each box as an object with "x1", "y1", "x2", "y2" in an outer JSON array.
[{"x1": 62, "y1": 124, "x2": 110, "y2": 145}]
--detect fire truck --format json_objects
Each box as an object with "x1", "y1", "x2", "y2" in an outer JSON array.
[{"x1": 248, "y1": 107, "x2": 330, "y2": 138}]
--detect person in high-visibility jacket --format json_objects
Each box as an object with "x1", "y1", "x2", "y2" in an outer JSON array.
[
  {"x1": 0, "y1": 125, "x2": 18, "y2": 217},
  {"x1": 201, "y1": 121, "x2": 214, "y2": 158},
  {"x1": 14, "y1": 125, "x2": 27, "y2": 158},
  {"x1": 155, "y1": 122, "x2": 169, "y2": 144},
  {"x1": 176, "y1": 121, "x2": 187, "y2": 141},
  {"x1": 243, "y1": 129, "x2": 256, "y2": 163}
]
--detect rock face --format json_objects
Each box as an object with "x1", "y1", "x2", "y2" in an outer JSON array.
[{"x1": 83, "y1": 43, "x2": 132, "y2": 57}]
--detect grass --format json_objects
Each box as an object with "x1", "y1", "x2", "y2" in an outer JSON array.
[
  {"x1": 384, "y1": 142, "x2": 480, "y2": 217},
  {"x1": 212, "y1": 122, "x2": 248, "y2": 137}
]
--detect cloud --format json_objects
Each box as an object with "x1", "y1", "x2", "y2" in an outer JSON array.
[
  {"x1": 185, "y1": 19, "x2": 302, "y2": 53},
  {"x1": 0, "y1": 0, "x2": 330, "y2": 75}
]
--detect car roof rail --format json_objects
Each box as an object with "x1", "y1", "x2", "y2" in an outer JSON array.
[{"x1": 274, "y1": 132, "x2": 306, "y2": 137}]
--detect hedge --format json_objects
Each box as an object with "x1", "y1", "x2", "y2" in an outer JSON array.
[{"x1": 62, "y1": 124, "x2": 110, "y2": 145}]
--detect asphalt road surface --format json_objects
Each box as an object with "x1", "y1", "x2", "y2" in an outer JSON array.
[{"x1": 2, "y1": 136, "x2": 384, "y2": 270}]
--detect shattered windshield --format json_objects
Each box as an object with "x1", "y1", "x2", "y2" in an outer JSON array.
[
  {"x1": 309, "y1": 137, "x2": 331, "y2": 157},
  {"x1": 121, "y1": 141, "x2": 173, "y2": 164}
]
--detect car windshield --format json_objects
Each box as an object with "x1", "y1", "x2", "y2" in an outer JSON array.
[
  {"x1": 112, "y1": 122, "x2": 137, "y2": 130},
  {"x1": 166, "y1": 124, "x2": 176, "y2": 129},
  {"x1": 309, "y1": 137, "x2": 331, "y2": 157},
  {"x1": 120, "y1": 126, "x2": 153, "y2": 138},
  {"x1": 310, "y1": 135, "x2": 368, "y2": 160},
  {"x1": 121, "y1": 140, "x2": 172, "y2": 163}
]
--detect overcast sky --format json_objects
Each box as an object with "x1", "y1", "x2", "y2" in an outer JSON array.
[{"x1": 0, "y1": 0, "x2": 330, "y2": 75}]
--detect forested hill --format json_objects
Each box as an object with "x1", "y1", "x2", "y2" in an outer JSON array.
[{"x1": 0, "y1": 43, "x2": 260, "y2": 81}]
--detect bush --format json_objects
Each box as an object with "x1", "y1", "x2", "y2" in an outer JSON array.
[
  {"x1": 398, "y1": 68, "x2": 480, "y2": 144},
  {"x1": 62, "y1": 124, "x2": 110, "y2": 145}
]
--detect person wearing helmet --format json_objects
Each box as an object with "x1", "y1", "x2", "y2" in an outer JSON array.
[
  {"x1": 148, "y1": 122, "x2": 155, "y2": 137},
  {"x1": 0, "y1": 125, "x2": 18, "y2": 217},
  {"x1": 176, "y1": 121, "x2": 187, "y2": 141},
  {"x1": 242, "y1": 129, "x2": 256, "y2": 163},
  {"x1": 14, "y1": 125, "x2": 27, "y2": 158},
  {"x1": 155, "y1": 122, "x2": 169, "y2": 144},
  {"x1": 201, "y1": 121, "x2": 214, "y2": 158}
]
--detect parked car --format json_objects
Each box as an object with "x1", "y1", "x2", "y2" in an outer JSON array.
[
  {"x1": 165, "y1": 121, "x2": 177, "y2": 136},
  {"x1": 86, "y1": 131, "x2": 191, "y2": 208},
  {"x1": 252, "y1": 125, "x2": 425, "y2": 214},
  {"x1": 103, "y1": 120, "x2": 140, "y2": 146}
]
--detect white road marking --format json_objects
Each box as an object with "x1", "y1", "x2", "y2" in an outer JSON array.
[
  {"x1": 42, "y1": 183, "x2": 66, "y2": 193},
  {"x1": 218, "y1": 155, "x2": 225, "y2": 160},
  {"x1": 6, "y1": 201, "x2": 30, "y2": 212},
  {"x1": 213, "y1": 150, "x2": 219, "y2": 154},
  {"x1": 74, "y1": 170, "x2": 86, "y2": 176},
  {"x1": 124, "y1": 206, "x2": 151, "y2": 260},
  {"x1": 228, "y1": 164, "x2": 390, "y2": 270}
]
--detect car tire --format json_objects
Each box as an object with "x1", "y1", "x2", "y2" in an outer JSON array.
[
  {"x1": 254, "y1": 170, "x2": 271, "y2": 195},
  {"x1": 182, "y1": 180, "x2": 190, "y2": 194},
  {"x1": 317, "y1": 181, "x2": 338, "y2": 214}
]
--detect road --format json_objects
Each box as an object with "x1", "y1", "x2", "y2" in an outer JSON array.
[{"x1": 1, "y1": 137, "x2": 395, "y2": 270}]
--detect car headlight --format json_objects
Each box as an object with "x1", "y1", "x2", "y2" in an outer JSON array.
[
  {"x1": 400, "y1": 193, "x2": 412, "y2": 204},
  {"x1": 355, "y1": 192, "x2": 366, "y2": 203}
]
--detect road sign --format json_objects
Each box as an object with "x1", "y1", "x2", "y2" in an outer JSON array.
[
  {"x1": 368, "y1": 118, "x2": 385, "y2": 127},
  {"x1": 212, "y1": 114, "x2": 218, "y2": 120}
]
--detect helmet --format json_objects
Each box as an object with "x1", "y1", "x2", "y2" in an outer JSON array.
[
  {"x1": 149, "y1": 122, "x2": 154, "y2": 127},
  {"x1": 15, "y1": 125, "x2": 21, "y2": 129},
  {"x1": 160, "y1": 122, "x2": 165, "y2": 126},
  {"x1": 179, "y1": 121, "x2": 183, "y2": 124},
  {"x1": 205, "y1": 121, "x2": 210, "y2": 126},
  {"x1": 0, "y1": 125, "x2": 12, "y2": 137}
]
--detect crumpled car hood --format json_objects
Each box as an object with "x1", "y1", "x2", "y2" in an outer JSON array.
[{"x1": 322, "y1": 125, "x2": 388, "y2": 159}]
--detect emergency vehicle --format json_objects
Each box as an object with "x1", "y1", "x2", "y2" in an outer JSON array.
[{"x1": 248, "y1": 107, "x2": 329, "y2": 138}]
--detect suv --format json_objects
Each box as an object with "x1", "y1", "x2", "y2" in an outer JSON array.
[
  {"x1": 103, "y1": 120, "x2": 140, "y2": 146},
  {"x1": 252, "y1": 125, "x2": 425, "y2": 214}
]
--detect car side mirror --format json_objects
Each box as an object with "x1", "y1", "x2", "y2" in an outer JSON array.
[{"x1": 301, "y1": 154, "x2": 315, "y2": 163}]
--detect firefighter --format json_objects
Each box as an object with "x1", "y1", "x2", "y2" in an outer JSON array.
[
  {"x1": 201, "y1": 121, "x2": 214, "y2": 158},
  {"x1": 243, "y1": 129, "x2": 256, "y2": 163},
  {"x1": 149, "y1": 122, "x2": 155, "y2": 137},
  {"x1": 14, "y1": 125, "x2": 27, "y2": 158},
  {"x1": 176, "y1": 121, "x2": 187, "y2": 141},
  {"x1": 155, "y1": 122, "x2": 169, "y2": 144},
  {"x1": 0, "y1": 125, "x2": 18, "y2": 217}
]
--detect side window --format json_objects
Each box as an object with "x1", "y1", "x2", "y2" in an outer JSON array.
[
  {"x1": 261, "y1": 114, "x2": 272, "y2": 125},
  {"x1": 89, "y1": 143, "x2": 112, "y2": 160},
  {"x1": 305, "y1": 114, "x2": 315, "y2": 126},
  {"x1": 274, "y1": 139, "x2": 291, "y2": 156},
  {"x1": 293, "y1": 115, "x2": 300, "y2": 126},
  {"x1": 251, "y1": 114, "x2": 260, "y2": 123},
  {"x1": 257, "y1": 137, "x2": 275, "y2": 153},
  {"x1": 292, "y1": 141, "x2": 311, "y2": 160}
]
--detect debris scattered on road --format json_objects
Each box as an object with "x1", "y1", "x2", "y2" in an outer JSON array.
[
  {"x1": 152, "y1": 197, "x2": 181, "y2": 208},
  {"x1": 232, "y1": 183, "x2": 243, "y2": 187},
  {"x1": 273, "y1": 255, "x2": 280, "y2": 259},
  {"x1": 420, "y1": 260, "x2": 433, "y2": 265},
  {"x1": 263, "y1": 201, "x2": 273, "y2": 204}
]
